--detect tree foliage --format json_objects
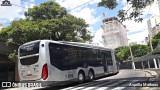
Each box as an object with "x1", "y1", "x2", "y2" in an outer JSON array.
[
  {"x1": 25, "y1": 1, "x2": 67, "y2": 20},
  {"x1": 0, "y1": 1, "x2": 93, "y2": 45},
  {"x1": 115, "y1": 44, "x2": 150, "y2": 61},
  {"x1": 130, "y1": 44, "x2": 150, "y2": 57},
  {"x1": 8, "y1": 50, "x2": 17, "y2": 62},
  {"x1": 115, "y1": 46, "x2": 130, "y2": 62},
  {"x1": 98, "y1": 0, "x2": 118, "y2": 10},
  {"x1": 98, "y1": 0, "x2": 154, "y2": 22},
  {"x1": 151, "y1": 32, "x2": 160, "y2": 49}
]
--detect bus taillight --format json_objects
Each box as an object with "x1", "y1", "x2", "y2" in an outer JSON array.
[
  {"x1": 18, "y1": 73, "x2": 20, "y2": 80},
  {"x1": 42, "y1": 63, "x2": 48, "y2": 80},
  {"x1": 18, "y1": 70, "x2": 20, "y2": 80}
]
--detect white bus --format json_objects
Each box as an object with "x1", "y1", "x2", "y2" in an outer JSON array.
[{"x1": 18, "y1": 40, "x2": 119, "y2": 84}]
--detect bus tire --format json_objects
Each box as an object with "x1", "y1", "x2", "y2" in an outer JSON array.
[
  {"x1": 78, "y1": 71, "x2": 85, "y2": 83},
  {"x1": 88, "y1": 69, "x2": 94, "y2": 81}
]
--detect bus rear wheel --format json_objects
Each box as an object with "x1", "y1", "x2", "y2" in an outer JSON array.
[
  {"x1": 78, "y1": 72, "x2": 85, "y2": 83},
  {"x1": 88, "y1": 70, "x2": 94, "y2": 81}
]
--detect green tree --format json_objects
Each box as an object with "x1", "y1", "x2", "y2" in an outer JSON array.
[
  {"x1": 98, "y1": 0, "x2": 154, "y2": 22},
  {"x1": 115, "y1": 44, "x2": 150, "y2": 62},
  {"x1": 151, "y1": 32, "x2": 160, "y2": 49},
  {"x1": 25, "y1": 1, "x2": 67, "y2": 20},
  {"x1": 115, "y1": 46, "x2": 130, "y2": 62},
  {"x1": 130, "y1": 44, "x2": 150, "y2": 57},
  {"x1": 0, "y1": 1, "x2": 93, "y2": 45}
]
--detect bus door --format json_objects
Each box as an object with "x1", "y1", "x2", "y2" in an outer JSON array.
[
  {"x1": 106, "y1": 51, "x2": 114, "y2": 73},
  {"x1": 102, "y1": 53, "x2": 108, "y2": 73}
]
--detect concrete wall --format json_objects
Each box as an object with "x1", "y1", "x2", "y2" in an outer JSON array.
[
  {"x1": 0, "y1": 54, "x2": 15, "y2": 81},
  {"x1": 0, "y1": 61, "x2": 15, "y2": 81},
  {"x1": 0, "y1": 41, "x2": 18, "y2": 81}
]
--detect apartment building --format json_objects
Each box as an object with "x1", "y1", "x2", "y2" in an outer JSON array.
[
  {"x1": 101, "y1": 17, "x2": 128, "y2": 49},
  {"x1": 147, "y1": 15, "x2": 160, "y2": 37}
]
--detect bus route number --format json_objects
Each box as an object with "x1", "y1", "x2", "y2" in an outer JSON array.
[{"x1": 66, "y1": 74, "x2": 73, "y2": 78}]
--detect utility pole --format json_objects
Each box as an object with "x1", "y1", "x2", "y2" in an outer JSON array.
[
  {"x1": 149, "y1": 34, "x2": 153, "y2": 51},
  {"x1": 149, "y1": 34, "x2": 158, "y2": 68},
  {"x1": 129, "y1": 45, "x2": 135, "y2": 69},
  {"x1": 129, "y1": 45, "x2": 134, "y2": 60}
]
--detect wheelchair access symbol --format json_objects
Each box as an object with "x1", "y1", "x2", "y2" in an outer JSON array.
[{"x1": 1, "y1": 0, "x2": 12, "y2": 6}]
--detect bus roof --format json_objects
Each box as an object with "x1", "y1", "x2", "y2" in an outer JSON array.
[
  {"x1": 20, "y1": 40, "x2": 113, "y2": 51},
  {"x1": 58, "y1": 41, "x2": 112, "y2": 51},
  {"x1": 21, "y1": 40, "x2": 41, "y2": 46}
]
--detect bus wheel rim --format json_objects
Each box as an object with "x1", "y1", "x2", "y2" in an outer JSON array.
[
  {"x1": 89, "y1": 72, "x2": 93, "y2": 80},
  {"x1": 79, "y1": 73, "x2": 84, "y2": 81}
]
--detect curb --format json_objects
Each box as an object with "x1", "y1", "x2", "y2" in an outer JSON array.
[{"x1": 143, "y1": 70, "x2": 159, "y2": 78}]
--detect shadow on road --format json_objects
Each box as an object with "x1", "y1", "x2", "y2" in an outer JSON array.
[
  {"x1": 38, "y1": 73, "x2": 118, "y2": 90},
  {"x1": 37, "y1": 72, "x2": 157, "y2": 90}
]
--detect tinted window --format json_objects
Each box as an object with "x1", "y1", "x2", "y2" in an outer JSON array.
[
  {"x1": 49, "y1": 43, "x2": 111, "y2": 69},
  {"x1": 20, "y1": 42, "x2": 40, "y2": 56},
  {"x1": 49, "y1": 43, "x2": 64, "y2": 69},
  {"x1": 106, "y1": 51, "x2": 113, "y2": 65},
  {"x1": 98, "y1": 50, "x2": 103, "y2": 65},
  {"x1": 20, "y1": 56, "x2": 39, "y2": 65}
]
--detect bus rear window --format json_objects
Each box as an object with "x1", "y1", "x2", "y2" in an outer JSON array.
[
  {"x1": 20, "y1": 42, "x2": 40, "y2": 57},
  {"x1": 20, "y1": 56, "x2": 39, "y2": 65}
]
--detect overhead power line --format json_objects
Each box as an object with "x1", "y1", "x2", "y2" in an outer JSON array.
[
  {"x1": 12, "y1": 4, "x2": 27, "y2": 9},
  {"x1": 20, "y1": 0, "x2": 95, "y2": 13},
  {"x1": 67, "y1": 0, "x2": 94, "y2": 12},
  {"x1": 0, "y1": 0, "x2": 95, "y2": 13}
]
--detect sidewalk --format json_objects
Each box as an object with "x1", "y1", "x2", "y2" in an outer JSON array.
[
  {"x1": 121, "y1": 69, "x2": 159, "y2": 77},
  {"x1": 143, "y1": 70, "x2": 159, "y2": 77}
]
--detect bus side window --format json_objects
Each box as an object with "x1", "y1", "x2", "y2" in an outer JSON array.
[
  {"x1": 49, "y1": 43, "x2": 65, "y2": 69},
  {"x1": 63, "y1": 45, "x2": 77, "y2": 69},
  {"x1": 98, "y1": 50, "x2": 103, "y2": 64}
]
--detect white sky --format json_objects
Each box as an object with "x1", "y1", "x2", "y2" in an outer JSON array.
[
  {"x1": 0, "y1": 0, "x2": 22, "y2": 20},
  {"x1": 123, "y1": 0, "x2": 160, "y2": 44}
]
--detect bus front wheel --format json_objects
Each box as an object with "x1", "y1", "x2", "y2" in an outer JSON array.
[{"x1": 78, "y1": 71, "x2": 85, "y2": 83}]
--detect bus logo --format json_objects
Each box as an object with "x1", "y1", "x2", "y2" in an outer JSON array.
[
  {"x1": 2, "y1": 82, "x2": 11, "y2": 87},
  {"x1": 1, "y1": 0, "x2": 12, "y2": 6},
  {"x1": 26, "y1": 47, "x2": 33, "y2": 51}
]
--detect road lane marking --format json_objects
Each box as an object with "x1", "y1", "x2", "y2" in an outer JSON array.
[
  {"x1": 81, "y1": 80, "x2": 120, "y2": 90},
  {"x1": 61, "y1": 80, "x2": 117, "y2": 90},
  {"x1": 61, "y1": 80, "x2": 109, "y2": 90}
]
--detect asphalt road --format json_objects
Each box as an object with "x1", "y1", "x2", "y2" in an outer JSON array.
[{"x1": 4, "y1": 69, "x2": 160, "y2": 90}]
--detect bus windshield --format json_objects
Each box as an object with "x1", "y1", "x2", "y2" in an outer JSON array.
[{"x1": 19, "y1": 41, "x2": 40, "y2": 57}]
